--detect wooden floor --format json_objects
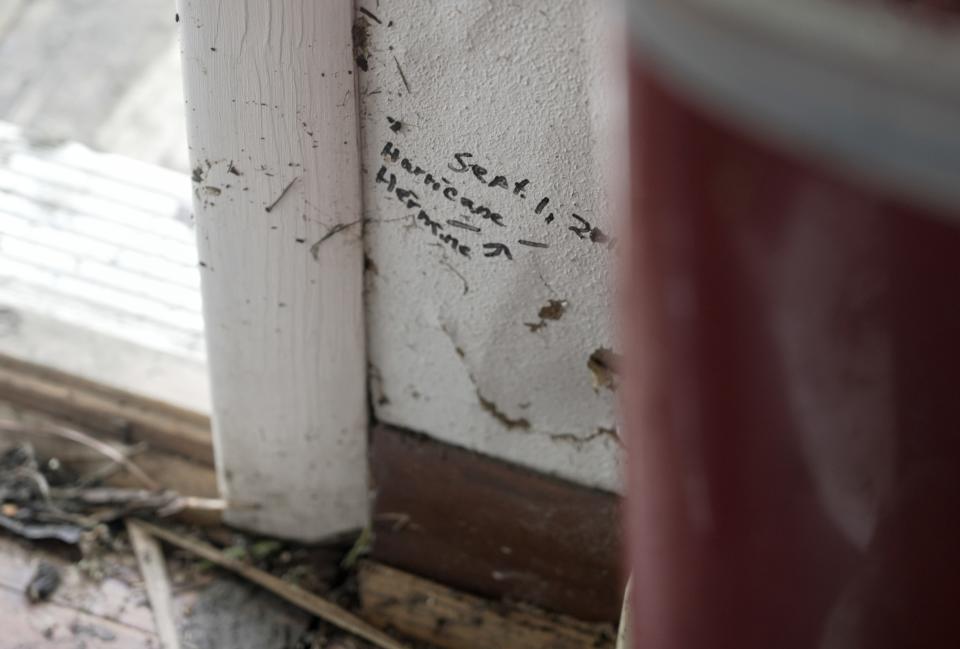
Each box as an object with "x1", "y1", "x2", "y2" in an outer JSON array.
[
  {"x1": 0, "y1": 533, "x2": 331, "y2": 649},
  {"x1": 0, "y1": 397, "x2": 343, "y2": 649}
]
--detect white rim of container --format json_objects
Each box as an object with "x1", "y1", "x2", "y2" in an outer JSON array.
[{"x1": 628, "y1": 0, "x2": 960, "y2": 216}]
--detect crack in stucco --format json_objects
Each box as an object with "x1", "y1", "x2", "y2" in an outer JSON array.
[
  {"x1": 549, "y1": 427, "x2": 621, "y2": 448},
  {"x1": 438, "y1": 256, "x2": 469, "y2": 295},
  {"x1": 477, "y1": 389, "x2": 531, "y2": 431},
  {"x1": 439, "y1": 322, "x2": 532, "y2": 431}
]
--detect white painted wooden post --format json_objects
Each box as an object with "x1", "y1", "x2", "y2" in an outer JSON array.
[{"x1": 177, "y1": 0, "x2": 368, "y2": 540}]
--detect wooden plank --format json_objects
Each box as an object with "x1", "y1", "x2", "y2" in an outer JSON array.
[
  {"x1": 358, "y1": 561, "x2": 617, "y2": 649},
  {"x1": 177, "y1": 0, "x2": 368, "y2": 540},
  {"x1": 127, "y1": 521, "x2": 182, "y2": 649},
  {"x1": 0, "y1": 304, "x2": 208, "y2": 416},
  {"x1": 0, "y1": 523, "x2": 313, "y2": 648},
  {"x1": 0, "y1": 534, "x2": 157, "y2": 635},
  {"x1": 370, "y1": 424, "x2": 624, "y2": 622},
  {"x1": 0, "y1": 585, "x2": 156, "y2": 647},
  {"x1": 0, "y1": 533, "x2": 158, "y2": 646},
  {"x1": 0, "y1": 351, "x2": 213, "y2": 464}
]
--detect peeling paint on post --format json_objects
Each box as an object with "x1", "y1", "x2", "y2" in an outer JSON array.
[{"x1": 177, "y1": 0, "x2": 368, "y2": 539}]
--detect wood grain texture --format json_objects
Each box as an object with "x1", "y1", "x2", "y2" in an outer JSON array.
[
  {"x1": 0, "y1": 397, "x2": 220, "y2": 526},
  {"x1": 127, "y1": 521, "x2": 182, "y2": 649},
  {"x1": 0, "y1": 352, "x2": 213, "y2": 463},
  {"x1": 177, "y1": 0, "x2": 368, "y2": 539},
  {"x1": 0, "y1": 534, "x2": 159, "y2": 646},
  {"x1": 0, "y1": 526, "x2": 312, "y2": 648},
  {"x1": 358, "y1": 561, "x2": 616, "y2": 649},
  {"x1": 370, "y1": 424, "x2": 624, "y2": 622}
]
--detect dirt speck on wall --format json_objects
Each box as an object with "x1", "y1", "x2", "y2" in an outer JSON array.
[{"x1": 525, "y1": 299, "x2": 568, "y2": 332}]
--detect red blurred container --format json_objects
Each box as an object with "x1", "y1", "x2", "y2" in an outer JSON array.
[{"x1": 623, "y1": 2, "x2": 960, "y2": 647}]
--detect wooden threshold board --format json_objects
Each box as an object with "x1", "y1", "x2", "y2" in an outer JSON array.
[
  {"x1": 0, "y1": 395, "x2": 218, "y2": 526},
  {"x1": 0, "y1": 351, "x2": 213, "y2": 464},
  {"x1": 359, "y1": 561, "x2": 616, "y2": 649},
  {"x1": 369, "y1": 424, "x2": 625, "y2": 623}
]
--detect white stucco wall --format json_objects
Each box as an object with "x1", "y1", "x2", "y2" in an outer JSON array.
[{"x1": 360, "y1": 0, "x2": 621, "y2": 492}]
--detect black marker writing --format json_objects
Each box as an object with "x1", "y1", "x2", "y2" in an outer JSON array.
[
  {"x1": 384, "y1": 143, "x2": 507, "y2": 227},
  {"x1": 448, "y1": 152, "x2": 473, "y2": 173},
  {"x1": 569, "y1": 213, "x2": 592, "y2": 239},
  {"x1": 518, "y1": 239, "x2": 549, "y2": 249},
  {"x1": 483, "y1": 243, "x2": 513, "y2": 260},
  {"x1": 447, "y1": 219, "x2": 481, "y2": 233},
  {"x1": 448, "y1": 151, "x2": 531, "y2": 197}
]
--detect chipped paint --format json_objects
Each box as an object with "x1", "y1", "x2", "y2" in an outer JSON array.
[
  {"x1": 525, "y1": 299, "x2": 568, "y2": 332},
  {"x1": 588, "y1": 348, "x2": 621, "y2": 392}
]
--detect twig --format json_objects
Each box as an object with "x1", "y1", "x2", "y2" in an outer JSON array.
[
  {"x1": 0, "y1": 515, "x2": 83, "y2": 544},
  {"x1": 0, "y1": 420, "x2": 159, "y2": 490},
  {"x1": 10, "y1": 465, "x2": 51, "y2": 501},
  {"x1": 50, "y1": 487, "x2": 174, "y2": 506},
  {"x1": 438, "y1": 257, "x2": 469, "y2": 295},
  {"x1": 127, "y1": 521, "x2": 181, "y2": 649},
  {"x1": 77, "y1": 442, "x2": 149, "y2": 487},
  {"x1": 45, "y1": 487, "x2": 233, "y2": 521},
  {"x1": 616, "y1": 578, "x2": 632, "y2": 649},
  {"x1": 134, "y1": 521, "x2": 409, "y2": 649},
  {"x1": 156, "y1": 495, "x2": 234, "y2": 517},
  {"x1": 265, "y1": 177, "x2": 299, "y2": 213},
  {"x1": 340, "y1": 526, "x2": 372, "y2": 569},
  {"x1": 393, "y1": 55, "x2": 411, "y2": 93},
  {"x1": 310, "y1": 219, "x2": 363, "y2": 259},
  {"x1": 358, "y1": 7, "x2": 382, "y2": 24}
]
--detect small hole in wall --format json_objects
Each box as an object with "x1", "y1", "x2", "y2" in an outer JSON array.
[{"x1": 587, "y1": 348, "x2": 621, "y2": 392}]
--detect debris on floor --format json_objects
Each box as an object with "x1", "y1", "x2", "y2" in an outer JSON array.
[
  {"x1": 137, "y1": 520, "x2": 406, "y2": 649},
  {"x1": 180, "y1": 577, "x2": 312, "y2": 649},
  {"x1": 0, "y1": 411, "x2": 616, "y2": 649},
  {"x1": 25, "y1": 560, "x2": 61, "y2": 602},
  {"x1": 0, "y1": 425, "x2": 223, "y2": 546},
  {"x1": 0, "y1": 417, "x2": 401, "y2": 649}
]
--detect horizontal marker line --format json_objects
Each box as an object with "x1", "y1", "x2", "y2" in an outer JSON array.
[
  {"x1": 517, "y1": 239, "x2": 549, "y2": 248},
  {"x1": 447, "y1": 219, "x2": 481, "y2": 232}
]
